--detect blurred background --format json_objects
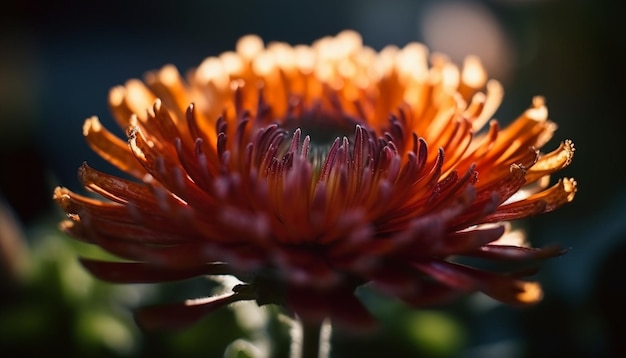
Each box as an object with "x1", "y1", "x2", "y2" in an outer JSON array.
[{"x1": 1, "y1": 0, "x2": 624, "y2": 357}]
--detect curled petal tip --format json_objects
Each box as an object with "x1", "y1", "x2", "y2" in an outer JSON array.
[
  {"x1": 51, "y1": 186, "x2": 64, "y2": 199},
  {"x1": 82, "y1": 116, "x2": 101, "y2": 136},
  {"x1": 563, "y1": 177, "x2": 577, "y2": 201},
  {"x1": 524, "y1": 98, "x2": 548, "y2": 123},
  {"x1": 516, "y1": 281, "x2": 543, "y2": 304}
]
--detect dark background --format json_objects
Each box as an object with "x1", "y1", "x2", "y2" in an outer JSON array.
[{"x1": 1, "y1": 0, "x2": 625, "y2": 357}]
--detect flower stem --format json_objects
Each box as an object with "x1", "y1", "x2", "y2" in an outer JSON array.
[{"x1": 292, "y1": 318, "x2": 331, "y2": 358}]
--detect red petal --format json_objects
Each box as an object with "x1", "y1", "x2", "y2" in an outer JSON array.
[
  {"x1": 134, "y1": 292, "x2": 244, "y2": 331},
  {"x1": 369, "y1": 261, "x2": 421, "y2": 297},
  {"x1": 78, "y1": 163, "x2": 158, "y2": 208},
  {"x1": 413, "y1": 260, "x2": 477, "y2": 291},
  {"x1": 128, "y1": 126, "x2": 218, "y2": 208},
  {"x1": 414, "y1": 260, "x2": 544, "y2": 305},
  {"x1": 429, "y1": 225, "x2": 506, "y2": 257},
  {"x1": 79, "y1": 236, "x2": 220, "y2": 269},
  {"x1": 398, "y1": 280, "x2": 463, "y2": 307},
  {"x1": 79, "y1": 258, "x2": 232, "y2": 283},
  {"x1": 461, "y1": 245, "x2": 568, "y2": 261}
]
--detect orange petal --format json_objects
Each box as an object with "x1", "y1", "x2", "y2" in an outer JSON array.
[
  {"x1": 497, "y1": 177, "x2": 577, "y2": 215},
  {"x1": 83, "y1": 117, "x2": 147, "y2": 178},
  {"x1": 525, "y1": 140, "x2": 575, "y2": 183}
]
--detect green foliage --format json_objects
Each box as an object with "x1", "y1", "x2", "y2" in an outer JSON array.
[{"x1": 0, "y1": 219, "x2": 285, "y2": 357}]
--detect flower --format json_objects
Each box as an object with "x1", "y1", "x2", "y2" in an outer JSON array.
[{"x1": 53, "y1": 30, "x2": 576, "y2": 331}]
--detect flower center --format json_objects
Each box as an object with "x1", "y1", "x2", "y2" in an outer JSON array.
[
  {"x1": 282, "y1": 112, "x2": 360, "y2": 160},
  {"x1": 294, "y1": 117, "x2": 356, "y2": 147}
]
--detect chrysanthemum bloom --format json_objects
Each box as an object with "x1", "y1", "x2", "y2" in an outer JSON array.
[{"x1": 53, "y1": 30, "x2": 576, "y2": 333}]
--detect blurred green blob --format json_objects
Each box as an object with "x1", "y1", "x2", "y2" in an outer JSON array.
[
  {"x1": 0, "y1": 221, "x2": 141, "y2": 356},
  {"x1": 404, "y1": 310, "x2": 467, "y2": 357},
  {"x1": 76, "y1": 310, "x2": 137, "y2": 355}
]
